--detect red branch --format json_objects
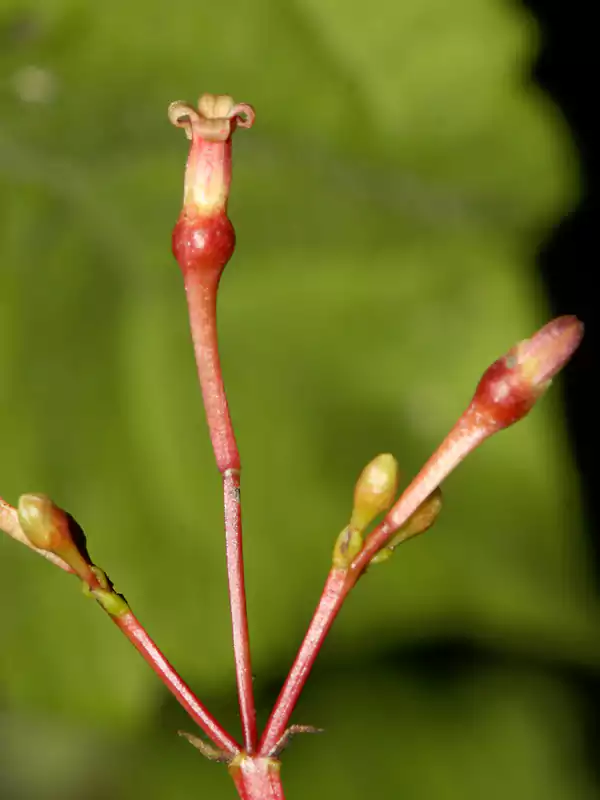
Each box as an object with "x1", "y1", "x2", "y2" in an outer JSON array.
[
  {"x1": 0, "y1": 502, "x2": 239, "y2": 756},
  {"x1": 259, "y1": 316, "x2": 584, "y2": 753},
  {"x1": 114, "y1": 611, "x2": 240, "y2": 755},
  {"x1": 259, "y1": 569, "x2": 349, "y2": 755}
]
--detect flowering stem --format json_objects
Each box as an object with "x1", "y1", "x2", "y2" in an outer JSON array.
[
  {"x1": 3, "y1": 499, "x2": 240, "y2": 755},
  {"x1": 183, "y1": 266, "x2": 257, "y2": 752},
  {"x1": 259, "y1": 416, "x2": 522, "y2": 752},
  {"x1": 260, "y1": 316, "x2": 583, "y2": 753},
  {"x1": 258, "y1": 422, "x2": 488, "y2": 753},
  {"x1": 0, "y1": 495, "x2": 240, "y2": 755},
  {"x1": 259, "y1": 423, "x2": 487, "y2": 753},
  {"x1": 113, "y1": 611, "x2": 240, "y2": 755},
  {"x1": 354, "y1": 415, "x2": 487, "y2": 570},
  {"x1": 170, "y1": 93, "x2": 260, "y2": 756}
]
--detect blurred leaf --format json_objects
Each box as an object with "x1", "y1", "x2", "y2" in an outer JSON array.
[{"x1": 1, "y1": 0, "x2": 597, "y2": 745}]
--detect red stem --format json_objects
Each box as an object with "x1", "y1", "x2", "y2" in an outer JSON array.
[
  {"x1": 224, "y1": 468, "x2": 257, "y2": 751},
  {"x1": 1, "y1": 497, "x2": 238, "y2": 753},
  {"x1": 259, "y1": 413, "x2": 490, "y2": 754},
  {"x1": 354, "y1": 415, "x2": 488, "y2": 571},
  {"x1": 259, "y1": 569, "x2": 350, "y2": 755},
  {"x1": 114, "y1": 611, "x2": 240, "y2": 754},
  {"x1": 257, "y1": 317, "x2": 583, "y2": 763},
  {"x1": 184, "y1": 269, "x2": 240, "y2": 472},
  {"x1": 184, "y1": 267, "x2": 257, "y2": 752}
]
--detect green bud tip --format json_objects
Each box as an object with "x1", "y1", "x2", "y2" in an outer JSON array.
[
  {"x1": 82, "y1": 568, "x2": 130, "y2": 617},
  {"x1": 350, "y1": 454, "x2": 399, "y2": 533},
  {"x1": 17, "y1": 493, "x2": 96, "y2": 583},
  {"x1": 18, "y1": 494, "x2": 68, "y2": 552}
]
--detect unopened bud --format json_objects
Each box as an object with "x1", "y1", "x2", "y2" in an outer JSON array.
[
  {"x1": 18, "y1": 494, "x2": 64, "y2": 551},
  {"x1": 470, "y1": 316, "x2": 583, "y2": 431},
  {"x1": 350, "y1": 454, "x2": 399, "y2": 533},
  {"x1": 372, "y1": 488, "x2": 442, "y2": 563},
  {"x1": 17, "y1": 494, "x2": 96, "y2": 585}
]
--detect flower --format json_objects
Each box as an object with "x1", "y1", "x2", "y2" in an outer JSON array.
[{"x1": 169, "y1": 94, "x2": 255, "y2": 279}]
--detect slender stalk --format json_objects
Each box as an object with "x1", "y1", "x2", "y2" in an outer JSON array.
[
  {"x1": 259, "y1": 569, "x2": 349, "y2": 755},
  {"x1": 184, "y1": 267, "x2": 257, "y2": 752},
  {"x1": 0, "y1": 509, "x2": 240, "y2": 756},
  {"x1": 171, "y1": 93, "x2": 259, "y2": 759},
  {"x1": 184, "y1": 269, "x2": 239, "y2": 472},
  {"x1": 353, "y1": 416, "x2": 487, "y2": 571},
  {"x1": 224, "y1": 468, "x2": 257, "y2": 751},
  {"x1": 114, "y1": 611, "x2": 240, "y2": 755}
]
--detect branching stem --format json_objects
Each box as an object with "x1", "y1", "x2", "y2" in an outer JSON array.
[
  {"x1": 260, "y1": 412, "x2": 491, "y2": 753},
  {"x1": 114, "y1": 611, "x2": 241, "y2": 754}
]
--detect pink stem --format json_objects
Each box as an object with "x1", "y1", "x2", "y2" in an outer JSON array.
[
  {"x1": 1, "y1": 497, "x2": 238, "y2": 753},
  {"x1": 224, "y1": 468, "x2": 257, "y2": 751},
  {"x1": 114, "y1": 611, "x2": 240, "y2": 755},
  {"x1": 184, "y1": 268, "x2": 257, "y2": 752},
  {"x1": 259, "y1": 569, "x2": 349, "y2": 755},
  {"x1": 184, "y1": 270, "x2": 240, "y2": 473},
  {"x1": 259, "y1": 414, "x2": 490, "y2": 755},
  {"x1": 354, "y1": 415, "x2": 488, "y2": 571}
]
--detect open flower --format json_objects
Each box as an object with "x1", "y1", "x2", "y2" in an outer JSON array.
[
  {"x1": 169, "y1": 94, "x2": 255, "y2": 280},
  {"x1": 169, "y1": 94, "x2": 254, "y2": 215}
]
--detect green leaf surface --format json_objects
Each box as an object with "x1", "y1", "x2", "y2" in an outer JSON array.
[{"x1": 0, "y1": 0, "x2": 596, "y2": 792}]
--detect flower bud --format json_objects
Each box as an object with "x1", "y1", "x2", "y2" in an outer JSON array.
[
  {"x1": 18, "y1": 494, "x2": 67, "y2": 550},
  {"x1": 470, "y1": 315, "x2": 583, "y2": 431},
  {"x1": 17, "y1": 494, "x2": 96, "y2": 585},
  {"x1": 350, "y1": 454, "x2": 399, "y2": 533},
  {"x1": 351, "y1": 316, "x2": 583, "y2": 573}
]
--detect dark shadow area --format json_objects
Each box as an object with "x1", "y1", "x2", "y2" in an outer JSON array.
[
  {"x1": 518, "y1": 0, "x2": 598, "y2": 787},
  {"x1": 157, "y1": 635, "x2": 600, "y2": 772},
  {"x1": 524, "y1": 0, "x2": 597, "y2": 563}
]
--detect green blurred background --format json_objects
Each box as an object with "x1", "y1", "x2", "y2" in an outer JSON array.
[{"x1": 1, "y1": 0, "x2": 597, "y2": 798}]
